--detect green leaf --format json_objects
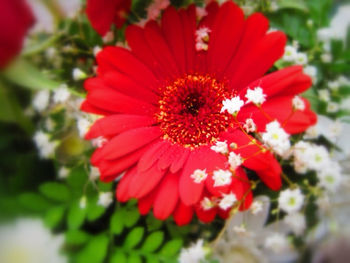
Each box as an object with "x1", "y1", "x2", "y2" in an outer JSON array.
[
  {"x1": 66, "y1": 230, "x2": 90, "y2": 245},
  {"x1": 124, "y1": 227, "x2": 144, "y2": 249},
  {"x1": 278, "y1": 0, "x2": 309, "y2": 12},
  {"x1": 141, "y1": 231, "x2": 164, "y2": 252},
  {"x1": 22, "y1": 34, "x2": 61, "y2": 56},
  {"x1": 2, "y1": 59, "x2": 61, "y2": 91},
  {"x1": 159, "y1": 239, "x2": 183, "y2": 257},
  {"x1": 110, "y1": 209, "x2": 124, "y2": 235},
  {"x1": 39, "y1": 182, "x2": 71, "y2": 202},
  {"x1": 128, "y1": 254, "x2": 142, "y2": 263},
  {"x1": 86, "y1": 196, "x2": 106, "y2": 221},
  {"x1": 110, "y1": 251, "x2": 127, "y2": 263},
  {"x1": 18, "y1": 192, "x2": 52, "y2": 211},
  {"x1": 44, "y1": 206, "x2": 65, "y2": 228},
  {"x1": 146, "y1": 256, "x2": 160, "y2": 263},
  {"x1": 77, "y1": 235, "x2": 109, "y2": 263},
  {"x1": 0, "y1": 81, "x2": 34, "y2": 133},
  {"x1": 66, "y1": 165, "x2": 87, "y2": 190},
  {"x1": 123, "y1": 207, "x2": 140, "y2": 228},
  {"x1": 67, "y1": 201, "x2": 86, "y2": 229},
  {"x1": 146, "y1": 214, "x2": 163, "y2": 231}
]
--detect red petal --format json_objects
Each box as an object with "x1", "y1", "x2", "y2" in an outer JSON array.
[
  {"x1": 169, "y1": 147, "x2": 191, "y2": 174},
  {"x1": 173, "y1": 202, "x2": 194, "y2": 226},
  {"x1": 85, "y1": 114, "x2": 155, "y2": 139},
  {"x1": 138, "y1": 140, "x2": 171, "y2": 172},
  {"x1": 96, "y1": 46, "x2": 158, "y2": 89},
  {"x1": 207, "y1": 1, "x2": 244, "y2": 75},
  {"x1": 162, "y1": 6, "x2": 186, "y2": 74},
  {"x1": 128, "y1": 164, "x2": 166, "y2": 199},
  {"x1": 158, "y1": 144, "x2": 185, "y2": 170},
  {"x1": 100, "y1": 127, "x2": 161, "y2": 160},
  {"x1": 138, "y1": 190, "x2": 157, "y2": 215},
  {"x1": 86, "y1": 87, "x2": 156, "y2": 116},
  {"x1": 179, "y1": 147, "x2": 226, "y2": 205},
  {"x1": 153, "y1": 173, "x2": 180, "y2": 220},
  {"x1": 230, "y1": 167, "x2": 253, "y2": 211},
  {"x1": 116, "y1": 167, "x2": 137, "y2": 202},
  {"x1": 195, "y1": 205, "x2": 217, "y2": 223}
]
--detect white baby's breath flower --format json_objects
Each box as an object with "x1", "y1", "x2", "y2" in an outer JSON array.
[
  {"x1": 53, "y1": 84, "x2": 70, "y2": 104},
  {"x1": 79, "y1": 196, "x2": 87, "y2": 209},
  {"x1": 33, "y1": 131, "x2": 57, "y2": 159},
  {"x1": 32, "y1": 90, "x2": 50, "y2": 112},
  {"x1": 326, "y1": 102, "x2": 340, "y2": 113},
  {"x1": 243, "y1": 118, "x2": 256, "y2": 133},
  {"x1": 228, "y1": 152, "x2": 243, "y2": 170},
  {"x1": 304, "y1": 65, "x2": 317, "y2": 83},
  {"x1": 97, "y1": 192, "x2": 113, "y2": 207},
  {"x1": 191, "y1": 169, "x2": 208, "y2": 184},
  {"x1": 58, "y1": 166, "x2": 69, "y2": 179},
  {"x1": 328, "y1": 80, "x2": 340, "y2": 91},
  {"x1": 261, "y1": 121, "x2": 291, "y2": 156},
  {"x1": 89, "y1": 166, "x2": 100, "y2": 181},
  {"x1": 250, "y1": 200, "x2": 264, "y2": 215},
  {"x1": 219, "y1": 192, "x2": 237, "y2": 210},
  {"x1": 221, "y1": 96, "x2": 244, "y2": 115},
  {"x1": 264, "y1": 233, "x2": 291, "y2": 254},
  {"x1": 211, "y1": 141, "x2": 228, "y2": 154},
  {"x1": 212, "y1": 169, "x2": 232, "y2": 187},
  {"x1": 179, "y1": 239, "x2": 206, "y2": 263},
  {"x1": 76, "y1": 117, "x2": 92, "y2": 138},
  {"x1": 317, "y1": 162, "x2": 343, "y2": 192},
  {"x1": 93, "y1": 46, "x2": 102, "y2": 56},
  {"x1": 72, "y1": 68, "x2": 87, "y2": 81},
  {"x1": 245, "y1": 87, "x2": 266, "y2": 105},
  {"x1": 201, "y1": 197, "x2": 215, "y2": 211},
  {"x1": 284, "y1": 212, "x2": 306, "y2": 236},
  {"x1": 292, "y1": 96, "x2": 305, "y2": 111},
  {"x1": 321, "y1": 53, "x2": 332, "y2": 63},
  {"x1": 282, "y1": 45, "x2": 297, "y2": 62},
  {"x1": 318, "y1": 89, "x2": 330, "y2": 102},
  {"x1": 295, "y1": 52, "x2": 308, "y2": 65},
  {"x1": 278, "y1": 188, "x2": 304, "y2": 214}
]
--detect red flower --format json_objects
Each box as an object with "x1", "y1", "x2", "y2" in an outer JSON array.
[
  {"x1": 82, "y1": 1, "x2": 316, "y2": 225},
  {"x1": 0, "y1": 0, "x2": 34, "y2": 69},
  {"x1": 86, "y1": 0, "x2": 131, "y2": 36}
]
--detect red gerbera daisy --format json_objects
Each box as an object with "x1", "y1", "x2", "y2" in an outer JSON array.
[
  {"x1": 86, "y1": 0, "x2": 131, "y2": 36},
  {"x1": 82, "y1": 1, "x2": 317, "y2": 225}
]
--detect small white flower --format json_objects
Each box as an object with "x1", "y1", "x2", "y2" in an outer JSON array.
[
  {"x1": 318, "y1": 89, "x2": 330, "y2": 102},
  {"x1": 317, "y1": 162, "x2": 343, "y2": 192},
  {"x1": 89, "y1": 166, "x2": 100, "y2": 181},
  {"x1": 91, "y1": 136, "x2": 107, "y2": 148},
  {"x1": 32, "y1": 90, "x2": 50, "y2": 112},
  {"x1": 79, "y1": 196, "x2": 87, "y2": 209},
  {"x1": 179, "y1": 239, "x2": 206, "y2": 263},
  {"x1": 221, "y1": 96, "x2": 244, "y2": 115},
  {"x1": 228, "y1": 152, "x2": 243, "y2": 170},
  {"x1": 212, "y1": 169, "x2": 232, "y2": 187},
  {"x1": 261, "y1": 121, "x2": 291, "y2": 156},
  {"x1": 282, "y1": 45, "x2": 297, "y2": 62},
  {"x1": 72, "y1": 68, "x2": 87, "y2": 81},
  {"x1": 307, "y1": 19, "x2": 314, "y2": 27},
  {"x1": 45, "y1": 117, "x2": 55, "y2": 132},
  {"x1": 190, "y1": 169, "x2": 208, "y2": 184},
  {"x1": 219, "y1": 192, "x2": 237, "y2": 210},
  {"x1": 284, "y1": 212, "x2": 306, "y2": 236},
  {"x1": 307, "y1": 145, "x2": 331, "y2": 171},
  {"x1": 295, "y1": 52, "x2": 308, "y2": 65},
  {"x1": 292, "y1": 96, "x2": 305, "y2": 111},
  {"x1": 58, "y1": 166, "x2": 69, "y2": 179},
  {"x1": 233, "y1": 224, "x2": 247, "y2": 236},
  {"x1": 278, "y1": 188, "x2": 304, "y2": 214},
  {"x1": 321, "y1": 53, "x2": 332, "y2": 63},
  {"x1": 328, "y1": 80, "x2": 340, "y2": 91},
  {"x1": 250, "y1": 200, "x2": 264, "y2": 215},
  {"x1": 210, "y1": 140, "x2": 228, "y2": 154},
  {"x1": 303, "y1": 65, "x2": 317, "y2": 83},
  {"x1": 195, "y1": 27, "x2": 211, "y2": 52},
  {"x1": 201, "y1": 197, "x2": 215, "y2": 210},
  {"x1": 245, "y1": 87, "x2": 266, "y2": 105},
  {"x1": 77, "y1": 117, "x2": 92, "y2": 138},
  {"x1": 33, "y1": 131, "x2": 56, "y2": 158},
  {"x1": 243, "y1": 118, "x2": 256, "y2": 133},
  {"x1": 102, "y1": 31, "x2": 114, "y2": 43},
  {"x1": 195, "y1": 42, "x2": 208, "y2": 51},
  {"x1": 326, "y1": 101, "x2": 339, "y2": 113},
  {"x1": 53, "y1": 84, "x2": 70, "y2": 104},
  {"x1": 304, "y1": 125, "x2": 319, "y2": 139},
  {"x1": 93, "y1": 46, "x2": 102, "y2": 56},
  {"x1": 264, "y1": 233, "x2": 291, "y2": 254},
  {"x1": 97, "y1": 192, "x2": 113, "y2": 207}
]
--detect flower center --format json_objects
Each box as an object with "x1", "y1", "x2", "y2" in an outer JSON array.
[{"x1": 156, "y1": 74, "x2": 233, "y2": 148}]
